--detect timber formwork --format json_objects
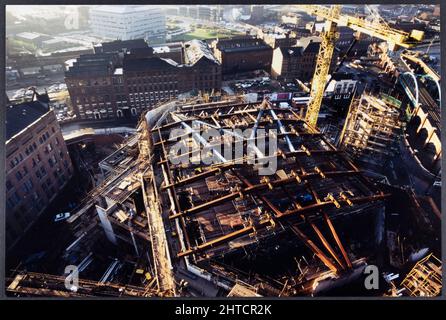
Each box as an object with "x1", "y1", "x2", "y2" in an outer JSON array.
[
  {"x1": 340, "y1": 93, "x2": 402, "y2": 165},
  {"x1": 400, "y1": 253, "x2": 442, "y2": 297},
  {"x1": 151, "y1": 98, "x2": 389, "y2": 276}
]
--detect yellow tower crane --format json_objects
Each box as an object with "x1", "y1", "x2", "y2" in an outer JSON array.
[{"x1": 301, "y1": 5, "x2": 424, "y2": 127}]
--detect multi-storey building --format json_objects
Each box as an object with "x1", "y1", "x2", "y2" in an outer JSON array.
[
  {"x1": 65, "y1": 39, "x2": 221, "y2": 121},
  {"x1": 89, "y1": 5, "x2": 166, "y2": 44},
  {"x1": 5, "y1": 92, "x2": 73, "y2": 249},
  {"x1": 211, "y1": 36, "x2": 273, "y2": 75},
  {"x1": 182, "y1": 40, "x2": 222, "y2": 92},
  {"x1": 271, "y1": 38, "x2": 322, "y2": 82},
  {"x1": 65, "y1": 52, "x2": 122, "y2": 120},
  {"x1": 262, "y1": 31, "x2": 298, "y2": 49}
]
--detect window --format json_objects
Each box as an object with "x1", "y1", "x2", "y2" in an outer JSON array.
[
  {"x1": 15, "y1": 171, "x2": 23, "y2": 181},
  {"x1": 23, "y1": 179, "x2": 33, "y2": 194},
  {"x1": 6, "y1": 180, "x2": 13, "y2": 191},
  {"x1": 7, "y1": 192, "x2": 21, "y2": 209}
]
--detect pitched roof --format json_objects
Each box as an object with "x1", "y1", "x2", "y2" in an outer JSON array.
[{"x1": 184, "y1": 40, "x2": 219, "y2": 65}]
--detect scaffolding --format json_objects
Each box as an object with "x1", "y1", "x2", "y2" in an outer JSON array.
[
  {"x1": 340, "y1": 93, "x2": 402, "y2": 164},
  {"x1": 400, "y1": 253, "x2": 442, "y2": 297}
]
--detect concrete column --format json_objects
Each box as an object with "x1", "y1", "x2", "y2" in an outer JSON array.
[{"x1": 96, "y1": 205, "x2": 117, "y2": 245}]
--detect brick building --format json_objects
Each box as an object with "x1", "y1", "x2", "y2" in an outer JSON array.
[
  {"x1": 65, "y1": 52, "x2": 122, "y2": 120},
  {"x1": 271, "y1": 38, "x2": 322, "y2": 82},
  {"x1": 262, "y1": 31, "x2": 297, "y2": 49},
  {"x1": 211, "y1": 36, "x2": 273, "y2": 75},
  {"x1": 5, "y1": 92, "x2": 73, "y2": 249},
  {"x1": 65, "y1": 39, "x2": 221, "y2": 121},
  {"x1": 152, "y1": 42, "x2": 184, "y2": 64},
  {"x1": 182, "y1": 39, "x2": 222, "y2": 92}
]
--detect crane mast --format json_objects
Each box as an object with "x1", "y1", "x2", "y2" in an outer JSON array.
[{"x1": 305, "y1": 5, "x2": 340, "y2": 127}]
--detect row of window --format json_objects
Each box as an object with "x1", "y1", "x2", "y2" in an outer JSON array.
[
  {"x1": 15, "y1": 165, "x2": 28, "y2": 181},
  {"x1": 127, "y1": 76, "x2": 177, "y2": 85},
  {"x1": 35, "y1": 166, "x2": 47, "y2": 180},
  {"x1": 24, "y1": 142, "x2": 38, "y2": 156},
  {"x1": 38, "y1": 130, "x2": 52, "y2": 145},
  {"x1": 128, "y1": 83, "x2": 178, "y2": 92},
  {"x1": 8, "y1": 166, "x2": 70, "y2": 211}
]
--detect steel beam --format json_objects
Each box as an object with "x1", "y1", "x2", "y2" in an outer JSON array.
[
  {"x1": 270, "y1": 109, "x2": 296, "y2": 152},
  {"x1": 168, "y1": 169, "x2": 364, "y2": 219},
  {"x1": 310, "y1": 222, "x2": 346, "y2": 270},
  {"x1": 281, "y1": 193, "x2": 390, "y2": 218},
  {"x1": 323, "y1": 212, "x2": 353, "y2": 268},
  {"x1": 289, "y1": 224, "x2": 338, "y2": 273},
  {"x1": 177, "y1": 225, "x2": 257, "y2": 257}
]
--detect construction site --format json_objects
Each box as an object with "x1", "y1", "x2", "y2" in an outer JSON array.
[
  {"x1": 6, "y1": 94, "x2": 441, "y2": 297},
  {"x1": 5, "y1": 5, "x2": 441, "y2": 298}
]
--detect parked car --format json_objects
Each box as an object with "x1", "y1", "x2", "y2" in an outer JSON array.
[{"x1": 54, "y1": 212, "x2": 71, "y2": 222}]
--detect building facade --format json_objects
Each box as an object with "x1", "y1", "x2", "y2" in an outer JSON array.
[
  {"x1": 65, "y1": 39, "x2": 221, "y2": 121},
  {"x1": 89, "y1": 5, "x2": 166, "y2": 44},
  {"x1": 262, "y1": 31, "x2": 297, "y2": 49},
  {"x1": 211, "y1": 36, "x2": 273, "y2": 75},
  {"x1": 5, "y1": 93, "x2": 73, "y2": 249},
  {"x1": 271, "y1": 39, "x2": 321, "y2": 82}
]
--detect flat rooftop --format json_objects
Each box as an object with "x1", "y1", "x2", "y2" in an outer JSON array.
[{"x1": 6, "y1": 98, "x2": 49, "y2": 141}]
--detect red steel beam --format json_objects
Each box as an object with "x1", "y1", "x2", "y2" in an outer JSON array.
[
  {"x1": 177, "y1": 225, "x2": 256, "y2": 258},
  {"x1": 281, "y1": 193, "x2": 390, "y2": 218},
  {"x1": 168, "y1": 169, "x2": 365, "y2": 219},
  {"x1": 289, "y1": 224, "x2": 338, "y2": 273},
  {"x1": 323, "y1": 212, "x2": 353, "y2": 268},
  {"x1": 310, "y1": 222, "x2": 346, "y2": 270}
]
